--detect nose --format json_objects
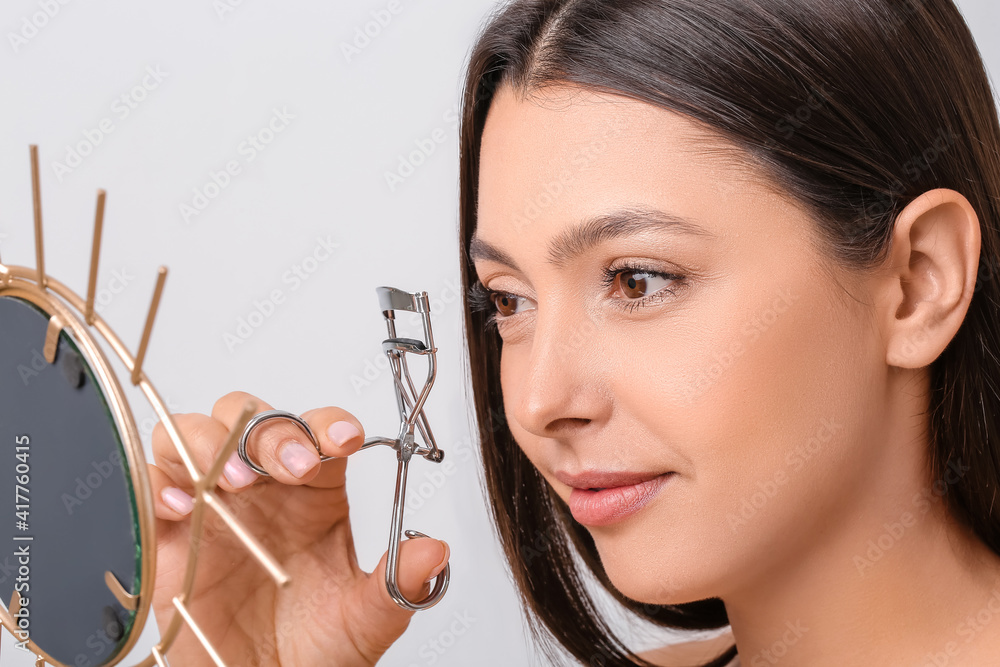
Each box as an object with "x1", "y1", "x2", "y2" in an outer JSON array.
[{"x1": 508, "y1": 307, "x2": 611, "y2": 439}]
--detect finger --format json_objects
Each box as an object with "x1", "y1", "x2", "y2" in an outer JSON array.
[
  {"x1": 299, "y1": 406, "x2": 366, "y2": 458},
  {"x1": 152, "y1": 412, "x2": 261, "y2": 493},
  {"x1": 148, "y1": 463, "x2": 195, "y2": 520},
  {"x1": 388, "y1": 536, "x2": 450, "y2": 605},
  {"x1": 210, "y1": 390, "x2": 324, "y2": 485},
  {"x1": 295, "y1": 406, "x2": 367, "y2": 488},
  {"x1": 348, "y1": 537, "x2": 451, "y2": 660}
]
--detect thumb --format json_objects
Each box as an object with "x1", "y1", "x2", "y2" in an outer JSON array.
[{"x1": 348, "y1": 537, "x2": 451, "y2": 659}]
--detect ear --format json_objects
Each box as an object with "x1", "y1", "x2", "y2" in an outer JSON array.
[{"x1": 878, "y1": 188, "x2": 981, "y2": 369}]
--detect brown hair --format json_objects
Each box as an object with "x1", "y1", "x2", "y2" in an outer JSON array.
[{"x1": 456, "y1": 1, "x2": 1000, "y2": 664}]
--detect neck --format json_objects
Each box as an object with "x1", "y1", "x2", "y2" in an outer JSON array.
[
  {"x1": 722, "y1": 377, "x2": 1000, "y2": 665},
  {"x1": 728, "y1": 508, "x2": 1000, "y2": 664}
]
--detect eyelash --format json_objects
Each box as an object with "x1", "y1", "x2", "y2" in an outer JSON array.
[{"x1": 468, "y1": 262, "x2": 687, "y2": 331}]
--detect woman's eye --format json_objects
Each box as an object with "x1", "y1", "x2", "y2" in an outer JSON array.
[
  {"x1": 492, "y1": 292, "x2": 527, "y2": 317},
  {"x1": 468, "y1": 265, "x2": 684, "y2": 330},
  {"x1": 467, "y1": 281, "x2": 534, "y2": 328},
  {"x1": 615, "y1": 269, "x2": 678, "y2": 299}
]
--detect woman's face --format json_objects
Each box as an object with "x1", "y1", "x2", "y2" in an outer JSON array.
[{"x1": 472, "y1": 83, "x2": 895, "y2": 604}]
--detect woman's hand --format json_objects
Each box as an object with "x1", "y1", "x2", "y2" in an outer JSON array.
[{"x1": 147, "y1": 390, "x2": 450, "y2": 666}]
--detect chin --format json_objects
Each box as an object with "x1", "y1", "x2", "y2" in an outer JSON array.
[{"x1": 591, "y1": 530, "x2": 720, "y2": 607}]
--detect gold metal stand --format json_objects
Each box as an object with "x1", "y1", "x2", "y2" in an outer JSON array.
[{"x1": 0, "y1": 146, "x2": 289, "y2": 667}]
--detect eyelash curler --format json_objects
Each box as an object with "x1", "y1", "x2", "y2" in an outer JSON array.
[{"x1": 237, "y1": 286, "x2": 450, "y2": 611}]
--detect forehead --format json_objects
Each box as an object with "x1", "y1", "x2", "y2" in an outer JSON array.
[{"x1": 476, "y1": 83, "x2": 763, "y2": 244}]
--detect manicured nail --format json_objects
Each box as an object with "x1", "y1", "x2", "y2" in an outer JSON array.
[
  {"x1": 161, "y1": 487, "x2": 194, "y2": 515},
  {"x1": 223, "y1": 451, "x2": 258, "y2": 488},
  {"x1": 327, "y1": 420, "x2": 361, "y2": 447},
  {"x1": 280, "y1": 440, "x2": 320, "y2": 478},
  {"x1": 426, "y1": 540, "x2": 450, "y2": 582}
]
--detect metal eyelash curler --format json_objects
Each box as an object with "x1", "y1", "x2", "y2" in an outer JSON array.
[{"x1": 237, "y1": 286, "x2": 450, "y2": 611}]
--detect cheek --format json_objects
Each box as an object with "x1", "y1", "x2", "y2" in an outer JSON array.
[
  {"x1": 613, "y1": 267, "x2": 885, "y2": 591},
  {"x1": 498, "y1": 345, "x2": 534, "y2": 453}
]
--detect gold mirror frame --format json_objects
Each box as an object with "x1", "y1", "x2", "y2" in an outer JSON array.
[{"x1": 0, "y1": 146, "x2": 290, "y2": 667}]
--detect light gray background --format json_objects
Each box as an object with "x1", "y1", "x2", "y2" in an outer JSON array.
[{"x1": 0, "y1": 1, "x2": 997, "y2": 665}]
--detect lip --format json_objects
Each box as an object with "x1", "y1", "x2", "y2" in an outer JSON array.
[
  {"x1": 554, "y1": 469, "x2": 668, "y2": 489},
  {"x1": 560, "y1": 470, "x2": 675, "y2": 527}
]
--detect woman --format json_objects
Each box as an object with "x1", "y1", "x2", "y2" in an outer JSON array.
[{"x1": 148, "y1": 0, "x2": 1000, "y2": 664}]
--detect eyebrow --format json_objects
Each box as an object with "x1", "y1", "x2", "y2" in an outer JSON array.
[{"x1": 468, "y1": 206, "x2": 713, "y2": 272}]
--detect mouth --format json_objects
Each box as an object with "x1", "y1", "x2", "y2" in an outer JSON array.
[{"x1": 556, "y1": 470, "x2": 676, "y2": 527}]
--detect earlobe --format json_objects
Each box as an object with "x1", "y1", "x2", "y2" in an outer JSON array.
[{"x1": 880, "y1": 188, "x2": 981, "y2": 369}]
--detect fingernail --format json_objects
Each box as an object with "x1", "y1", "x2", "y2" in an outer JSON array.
[
  {"x1": 426, "y1": 541, "x2": 450, "y2": 582},
  {"x1": 280, "y1": 440, "x2": 320, "y2": 478},
  {"x1": 223, "y1": 451, "x2": 258, "y2": 488},
  {"x1": 327, "y1": 420, "x2": 361, "y2": 447},
  {"x1": 161, "y1": 487, "x2": 194, "y2": 515}
]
